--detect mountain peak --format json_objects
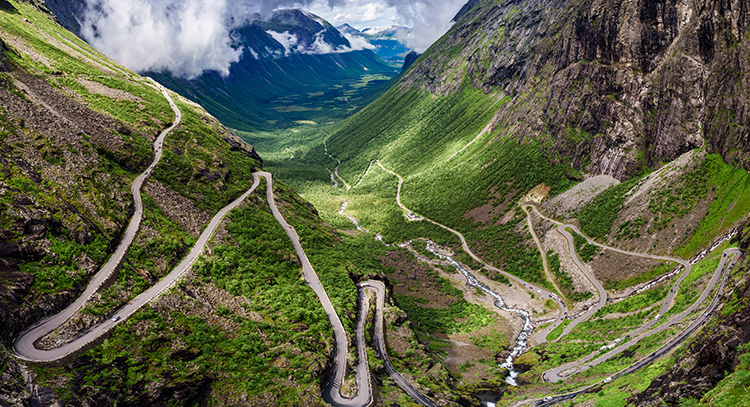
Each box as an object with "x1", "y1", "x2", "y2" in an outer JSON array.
[
  {"x1": 240, "y1": 9, "x2": 355, "y2": 59},
  {"x1": 336, "y1": 23, "x2": 361, "y2": 35}
]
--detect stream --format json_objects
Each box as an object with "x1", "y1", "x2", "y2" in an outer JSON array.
[
  {"x1": 339, "y1": 200, "x2": 384, "y2": 241},
  {"x1": 337, "y1": 201, "x2": 532, "y2": 387},
  {"x1": 423, "y1": 241, "x2": 533, "y2": 386}
]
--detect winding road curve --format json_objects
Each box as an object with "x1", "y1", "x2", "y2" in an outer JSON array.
[
  {"x1": 12, "y1": 91, "x2": 426, "y2": 406},
  {"x1": 347, "y1": 158, "x2": 743, "y2": 403},
  {"x1": 533, "y1": 205, "x2": 714, "y2": 347},
  {"x1": 524, "y1": 205, "x2": 743, "y2": 383},
  {"x1": 373, "y1": 161, "x2": 569, "y2": 346},
  {"x1": 546, "y1": 225, "x2": 608, "y2": 340},
  {"x1": 543, "y1": 246, "x2": 740, "y2": 383},
  {"x1": 535, "y1": 248, "x2": 741, "y2": 406},
  {"x1": 257, "y1": 171, "x2": 374, "y2": 407},
  {"x1": 357, "y1": 281, "x2": 437, "y2": 407},
  {"x1": 527, "y1": 205, "x2": 694, "y2": 344},
  {"x1": 14, "y1": 80, "x2": 182, "y2": 361},
  {"x1": 521, "y1": 205, "x2": 564, "y2": 301}
]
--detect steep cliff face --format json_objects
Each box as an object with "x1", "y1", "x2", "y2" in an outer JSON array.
[{"x1": 402, "y1": 0, "x2": 750, "y2": 179}]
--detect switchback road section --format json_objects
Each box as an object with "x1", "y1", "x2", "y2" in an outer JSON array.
[{"x1": 14, "y1": 80, "x2": 182, "y2": 362}]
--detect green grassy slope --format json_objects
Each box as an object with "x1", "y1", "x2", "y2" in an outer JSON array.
[
  {"x1": 150, "y1": 50, "x2": 399, "y2": 132},
  {"x1": 0, "y1": 2, "x2": 471, "y2": 405}
]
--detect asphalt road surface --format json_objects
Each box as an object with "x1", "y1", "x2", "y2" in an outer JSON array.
[
  {"x1": 256, "y1": 171, "x2": 373, "y2": 407},
  {"x1": 13, "y1": 80, "x2": 182, "y2": 361},
  {"x1": 358, "y1": 280, "x2": 437, "y2": 407}
]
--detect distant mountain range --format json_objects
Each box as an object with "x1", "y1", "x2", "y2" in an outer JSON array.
[
  {"x1": 336, "y1": 23, "x2": 412, "y2": 63},
  {"x1": 44, "y1": 5, "x2": 400, "y2": 131}
]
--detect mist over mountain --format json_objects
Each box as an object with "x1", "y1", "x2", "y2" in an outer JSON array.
[
  {"x1": 338, "y1": 23, "x2": 411, "y2": 62},
  {"x1": 45, "y1": 3, "x2": 399, "y2": 130}
]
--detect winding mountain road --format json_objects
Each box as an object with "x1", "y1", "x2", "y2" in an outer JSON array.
[
  {"x1": 523, "y1": 205, "x2": 739, "y2": 383},
  {"x1": 13, "y1": 80, "x2": 182, "y2": 361},
  {"x1": 521, "y1": 205, "x2": 564, "y2": 301},
  {"x1": 543, "y1": 247, "x2": 740, "y2": 383},
  {"x1": 358, "y1": 280, "x2": 437, "y2": 407},
  {"x1": 373, "y1": 161, "x2": 569, "y2": 346},
  {"x1": 257, "y1": 171, "x2": 373, "y2": 407},
  {"x1": 535, "y1": 248, "x2": 741, "y2": 406},
  {"x1": 525, "y1": 204, "x2": 695, "y2": 345},
  {"x1": 11, "y1": 94, "x2": 422, "y2": 406},
  {"x1": 548, "y1": 225, "x2": 608, "y2": 340}
]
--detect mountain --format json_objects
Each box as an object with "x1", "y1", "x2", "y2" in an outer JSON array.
[
  {"x1": 289, "y1": 0, "x2": 750, "y2": 403},
  {"x1": 335, "y1": 22, "x2": 361, "y2": 36},
  {"x1": 0, "y1": 2, "x2": 455, "y2": 406},
  {"x1": 338, "y1": 24, "x2": 412, "y2": 63},
  {"x1": 7, "y1": 0, "x2": 750, "y2": 405},
  {"x1": 44, "y1": 5, "x2": 400, "y2": 132},
  {"x1": 248, "y1": 9, "x2": 352, "y2": 58}
]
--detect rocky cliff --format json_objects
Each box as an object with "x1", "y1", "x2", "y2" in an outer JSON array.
[{"x1": 403, "y1": 0, "x2": 750, "y2": 179}]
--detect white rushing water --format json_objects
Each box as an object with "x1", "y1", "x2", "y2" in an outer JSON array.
[
  {"x1": 424, "y1": 241, "x2": 533, "y2": 386},
  {"x1": 336, "y1": 197, "x2": 535, "y2": 390}
]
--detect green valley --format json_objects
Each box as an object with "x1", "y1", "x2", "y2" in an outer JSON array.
[{"x1": 5, "y1": 0, "x2": 750, "y2": 406}]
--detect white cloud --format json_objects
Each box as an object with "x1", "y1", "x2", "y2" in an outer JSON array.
[
  {"x1": 362, "y1": 3, "x2": 381, "y2": 21},
  {"x1": 309, "y1": 32, "x2": 336, "y2": 53},
  {"x1": 80, "y1": 0, "x2": 345, "y2": 78},
  {"x1": 342, "y1": 33, "x2": 376, "y2": 50},
  {"x1": 265, "y1": 29, "x2": 374, "y2": 56},
  {"x1": 384, "y1": 0, "x2": 464, "y2": 52},
  {"x1": 266, "y1": 30, "x2": 301, "y2": 56},
  {"x1": 81, "y1": 0, "x2": 257, "y2": 78}
]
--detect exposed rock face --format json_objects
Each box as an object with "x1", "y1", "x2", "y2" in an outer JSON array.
[
  {"x1": 0, "y1": 1, "x2": 14, "y2": 12},
  {"x1": 402, "y1": 0, "x2": 750, "y2": 179},
  {"x1": 0, "y1": 348, "x2": 59, "y2": 407},
  {"x1": 40, "y1": 0, "x2": 86, "y2": 35},
  {"x1": 401, "y1": 51, "x2": 421, "y2": 75}
]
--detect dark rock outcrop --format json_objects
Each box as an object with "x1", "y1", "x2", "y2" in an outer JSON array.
[
  {"x1": 402, "y1": 0, "x2": 750, "y2": 178},
  {"x1": 0, "y1": 347, "x2": 58, "y2": 407},
  {"x1": 401, "y1": 51, "x2": 421, "y2": 75},
  {"x1": 0, "y1": 38, "x2": 13, "y2": 72},
  {"x1": 41, "y1": 0, "x2": 86, "y2": 35},
  {"x1": 0, "y1": 0, "x2": 16, "y2": 13}
]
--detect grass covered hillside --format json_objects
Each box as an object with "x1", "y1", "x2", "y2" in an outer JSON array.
[
  {"x1": 298, "y1": 0, "x2": 750, "y2": 284},
  {"x1": 0, "y1": 2, "x2": 467, "y2": 406},
  {"x1": 250, "y1": 0, "x2": 750, "y2": 404}
]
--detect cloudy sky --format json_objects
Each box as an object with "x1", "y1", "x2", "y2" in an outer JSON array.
[{"x1": 81, "y1": 0, "x2": 466, "y2": 79}]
